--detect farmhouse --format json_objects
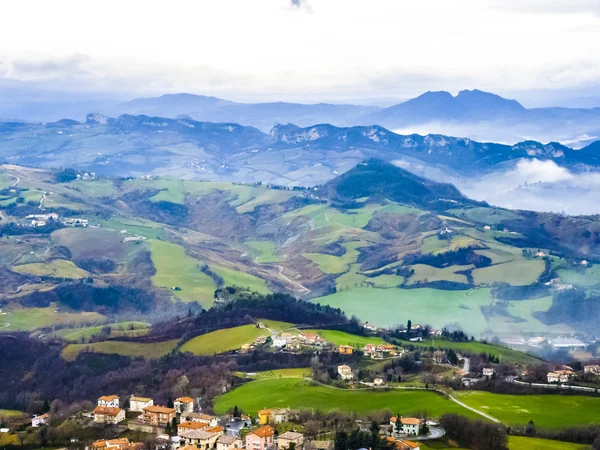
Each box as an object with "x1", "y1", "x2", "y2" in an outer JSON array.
[
  {"x1": 338, "y1": 345, "x2": 353, "y2": 355},
  {"x1": 246, "y1": 425, "x2": 275, "y2": 450},
  {"x1": 140, "y1": 405, "x2": 176, "y2": 426},
  {"x1": 299, "y1": 332, "x2": 321, "y2": 345},
  {"x1": 129, "y1": 396, "x2": 153, "y2": 412},
  {"x1": 278, "y1": 431, "x2": 305, "y2": 450},
  {"x1": 258, "y1": 408, "x2": 290, "y2": 424},
  {"x1": 181, "y1": 412, "x2": 219, "y2": 426},
  {"x1": 217, "y1": 435, "x2": 243, "y2": 450},
  {"x1": 547, "y1": 370, "x2": 573, "y2": 383},
  {"x1": 174, "y1": 397, "x2": 194, "y2": 414},
  {"x1": 255, "y1": 335, "x2": 268, "y2": 345},
  {"x1": 31, "y1": 413, "x2": 50, "y2": 427},
  {"x1": 338, "y1": 364, "x2": 353, "y2": 381},
  {"x1": 93, "y1": 406, "x2": 125, "y2": 425},
  {"x1": 390, "y1": 417, "x2": 420, "y2": 436},
  {"x1": 363, "y1": 344, "x2": 377, "y2": 355},
  {"x1": 482, "y1": 368, "x2": 496, "y2": 377},
  {"x1": 585, "y1": 365, "x2": 600, "y2": 376},
  {"x1": 98, "y1": 395, "x2": 120, "y2": 408},
  {"x1": 374, "y1": 378, "x2": 384, "y2": 386}
]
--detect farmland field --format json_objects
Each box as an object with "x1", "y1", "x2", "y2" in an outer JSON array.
[
  {"x1": 211, "y1": 265, "x2": 268, "y2": 294},
  {"x1": 214, "y1": 378, "x2": 478, "y2": 418},
  {"x1": 0, "y1": 304, "x2": 105, "y2": 331},
  {"x1": 61, "y1": 339, "x2": 178, "y2": 361},
  {"x1": 407, "y1": 264, "x2": 473, "y2": 285},
  {"x1": 245, "y1": 368, "x2": 313, "y2": 379},
  {"x1": 49, "y1": 321, "x2": 150, "y2": 342},
  {"x1": 507, "y1": 436, "x2": 586, "y2": 450},
  {"x1": 314, "y1": 287, "x2": 492, "y2": 335},
  {"x1": 0, "y1": 409, "x2": 26, "y2": 419},
  {"x1": 246, "y1": 240, "x2": 281, "y2": 263},
  {"x1": 305, "y1": 329, "x2": 387, "y2": 348},
  {"x1": 179, "y1": 324, "x2": 265, "y2": 355},
  {"x1": 12, "y1": 259, "x2": 89, "y2": 279},
  {"x1": 472, "y1": 259, "x2": 545, "y2": 286},
  {"x1": 454, "y1": 391, "x2": 600, "y2": 428},
  {"x1": 148, "y1": 239, "x2": 216, "y2": 305}
]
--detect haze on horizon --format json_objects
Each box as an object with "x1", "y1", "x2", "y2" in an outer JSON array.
[{"x1": 1, "y1": 0, "x2": 600, "y2": 106}]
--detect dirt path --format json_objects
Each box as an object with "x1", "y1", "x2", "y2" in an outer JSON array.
[
  {"x1": 8, "y1": 173, "x2": 20, "y2": 187},
  {"x1": 39, "y1": 191, "x2": 47, "y2": 210}
]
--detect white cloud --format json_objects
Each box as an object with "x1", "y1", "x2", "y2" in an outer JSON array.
[{"x1": 513, "y1": 159, "x2": 574, "y2": 183}]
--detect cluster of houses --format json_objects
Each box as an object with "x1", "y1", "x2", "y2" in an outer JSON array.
[{"x1": 546, "y1": 364, "x2": 600, "y2": 384}]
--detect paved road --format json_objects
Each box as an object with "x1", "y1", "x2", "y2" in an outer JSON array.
[
  {"x1": 508, "y1": 377, "x2": 598, "y2": 393},
  {"x1": 462, "y1": 357, "x2": 470, "y2": 374},
  {"x1": 416, "y1": 426, "x2": 445, "y2": 440}
]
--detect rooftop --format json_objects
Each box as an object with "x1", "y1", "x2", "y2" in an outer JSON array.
[{"x1": 248, "y1": 425, "x2": 275, "y2": 438}]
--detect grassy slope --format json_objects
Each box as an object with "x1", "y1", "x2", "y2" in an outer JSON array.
[
  {"x1": 0, "y1": 304, "x2": 105, "y2": 331},
  {"x1": 472, "y1": 259, "x2": 545, "y2": 286},
  {"x1": 148, "y1": 239, "x2": 216, "y2": 306},
  {"x1": 507, "y1": 436, "x2": 586, "y2": 450},
  {"x1": 400, "y1": 338, "x2": 540, "y2": 366},
  {"x1": 50, "y1": 322, "x2": 150, "y2": 342},
  {"x1": 246, "y1": 240, "x2": 281, "y2": 263},
  {"x1": 180, "y1": 324, "x2": 265, "y2": 355},
  {"x1": 12, "y1": 259, "x2": 89, "y2": 279},
  {"x1": 455, "y1": 391, "x2": 600, "y2": 428},
  {"x1": 246, "y1": 368, "x2": 313, "y2": 379},
  {"x1": 61, "y1": 339, "x2": 178, "y2": 361},
  {"x1": 305, "y1": 329, "x2": 387, "y2": 348},
  {"x1": 314, "y1": 288, "x2": 492, "y2": 335},
  {"x1": 211, "y1": 265, "x2": 269, "y2": 294},
  {"x1": 214, "y1": 378, "x2": 478, "y2": 418}
]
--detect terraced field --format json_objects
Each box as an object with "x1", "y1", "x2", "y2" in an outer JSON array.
[{"x1": 61, "y1": 339, "x2": 178, "y2": 361}]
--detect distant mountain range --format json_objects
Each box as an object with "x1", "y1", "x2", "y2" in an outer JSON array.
[
  {"x1": 0, "y1": 113, "x2": 599, "y2": 190},
  {"x1": 116, "y1": 89, "x2": 600, "y2": 148}
]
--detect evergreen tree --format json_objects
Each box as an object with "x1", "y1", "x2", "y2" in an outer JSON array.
[
  {"x1": 525, "y1": 420, "x2": 536, "y2": 437},
  {"x1": 42, "y1": 399, "x2": 50, "y2": 413},
  {"x1": 334, "y1": 431, "x2": 348, "y2": 450}
]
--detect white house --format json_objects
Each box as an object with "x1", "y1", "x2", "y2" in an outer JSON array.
[
  {"x1": 93, "y1": 406, "x2": 125, "y2": 425},
  {"x1": 337, "y1": 365, "x2": 353, "y2": 381},
  {"x1": 373, "y1": 378, "x2": 384, "y2": 386},
  {"x1": 217, "y1": 435, "x2": 243, "y2": 450},
  {"x1": 482, "y1": 368, "x2": 496, "y2": 377},
  {"x1": 129, "y1": 396, "x2": 153, "y2": 412},
  {"x1": 174, "y1": 397, "x2": 194, "y2": 414},
  {"x1": 390, "y1": 417, "x2": 420, "y2": 436},
  {"x1": 547, "y1": 370, "x2": 573, "y2": 384},
  {"x1": 181, "y1": 412, "x2": 219, "y2": 427},
  {"x1": 32, "y1": 413, "x2": 50, "y2": 427},
  {"x1": 584, "y1": 365, "x2": 600, "y2": 376},
  {"x1": 97, "y1": 395, "x2": 119, "y2": 408}
]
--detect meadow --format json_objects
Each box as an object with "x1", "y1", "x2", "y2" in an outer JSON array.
[
  {"x1": 507, "y1": 436, "x2": 588, "y2": 450},
  {"x1": 472, "y1": 259, "x2": 545, "y2": 286},
  {"x1": 245, "y1": 368, "x2": 313, "y2": 379},
  {"x1": 246, "y1": 240, "x2": 281, "y2": 263},
  {"x1": 12, "y1": 259, "x2": 89, "y2": 279},
  {"x1": 0, "y1": 304, "x2": 105, "y2": 331},
  {"x1": 214, "y1": 378, "x2": 478, "y2": 418},
  {"x1": 454, "y1": 391, "x2": 600, "y2": 428},
  {"x1": 305, "y1": 329, "x2": 387, "y2": 348},
  {"x1": 314, "y1": 287, "x2": 492, "y2": 335},
  {"x1": 148, "y1": 239, "x2": 216, "y2": 305},
  {"x1": 49, "y1": 321, "x2": 150, "y2": 342},
  {"x1": 211, "y1": 265, "x2": 268, "y2": 294},
  {"x1": 61, "y1": 339, "x2": 178, "y2": 361},
  {"x1": 179, "y1": 324, "x2": 266, "y2": 355}
]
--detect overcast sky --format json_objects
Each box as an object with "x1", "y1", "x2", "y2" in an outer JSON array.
[{"x1": 1, "y1": 0, "x2": 599, "y2": 103}]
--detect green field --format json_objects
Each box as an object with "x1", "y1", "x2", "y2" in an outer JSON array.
[
  {"x1": 400, "y1": 338, "x2": 540, "y2": 365},
  {"x1": 0, "y1": 409, "x2": 26, "y2": 419},
  {"x1": 211, "y1": 265, "x2": 269, "y2": 294},
  {"x1": 246, "y1": 240, "x2": 281, "y2": 263},
  {"x1": 449, "y1": 207, "x2": 522, "y2": 225},
  {"x1": 407, "y1": 264, "x2": 473, "y2": 285},
  {"x1": 246, "y1": 368, "x2": 313, "y2": 379},
  {"x1": 472, "y1": 259, "x2": 545, "y2": 286},
  {"x1": 314, "y1": 287, "x2": 493, "y2": 335},
  {"x1": 259, "y1": 319, "x2": 295, "y2": 331},
  {"x1": 12, "y1": 259, "x2": 89, "y2": 279},
  {"x1": 67, "y1": 179, "x2": 116, "y2": 197},
  {"x1": 215, "y1": 378, "x2": 478, "y2": 418},
  {"x1": 148, "y1": 239, "x2": 216, "y2": 305},
  {"x1": 180, "y1": 324, "x2": 266, "y2": 355},
  {"x1": 0, "y1": 304, "x2": 105, "y2": 331},
  {"x1": 304, "y1": 242, "x2": 368, "y2": 275},
  {"x1": 455, "y1": 391, "x2": 600, "y2": 428},
  {"x1": 507, "y1": 436, "x2": 587, "y2": 450},
  {"x1": 61, "y1": 339, "x2": 178, "y2": 361},
  {"x1": 557, "y1": 266, "x2": 600, "y2": 288},
  {"x1": 49, "y1": 321, "x2": 150, "y2": 342},
  {"x1": 305, "y1": 329, "x2": 387, "y2": 348}
]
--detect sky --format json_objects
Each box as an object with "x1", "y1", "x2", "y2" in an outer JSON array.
[{"x1": 1, "y1": 0, "x2": 599, "y2": 104}]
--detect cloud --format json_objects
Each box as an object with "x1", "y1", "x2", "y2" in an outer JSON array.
[
  {"x1": 513, "y1": 159, "x2": 574, "y2": 183},
  {"x1": 489, "y1": 0, "x2": 600, "y2": 15}
]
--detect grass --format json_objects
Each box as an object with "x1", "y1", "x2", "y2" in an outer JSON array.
[
  {"x1": 449, "y1": 207, "x2": 522, "y2": 225},
  {"x1": 314, "y1": 287, "x2": 493, "y2": 335},
  {"x1": 259, "y1": 319, "x2": 295, "y2": 331},
  {"x1": 365, "y1": 273, "x2": 404, "y2": 288},
  {"x1": 214, "y1": 378, "x2": 479, "y2": 418},
  {"x1": 49, "y1": 321, "x2": 150, "y2": 342},
  {"x1": 67, "y1": 179, "x2": 116, "y2": 197},
  {"x1": 246, "y1": 240, "x2": 281, "y2": 263},
  {"x1": 148, "y1": 239, "x2": 216, "y2": 306},
  {"x1": 305, "y1": 329, "x2": 387, "y2": 348},
  {"x1": 0, "y1": 409, "x2": 26, "y2": 418},
  {"x1": 472, "y1": 259, "x2": 545, "y2": 286},
  {"x1": 246, "y1": 368, "x2": 313, "y2": 379},
  {"x1": 407, "y1": 264, "x2": 473, "y2": 285},
  {"x1": 399, "y1": 338, "x2": 540, "y2": 366},
  {"x1": 211, "y1": 265, "x2": 269, "y2": 294},
  {"x1": 0, "y1": 304, "x2": 105, "y2": 331},
  {"x1": 180, "y1": 324, "x2": 266, "y2": 355},
  {"x1": 454, "y1": 391, "x2": 600, "y2": 428},
  {"x1": 61, "y1": 339, "x2": 178, "y2": 361},
  {"x1": 420, "y1": 234, "x2": 480, "y2": 255},
  {"x1": 507, "y1": 436, "x2": 587, "y2": 450},
  {"x1": 12, "y1": 259, "x2": 89, "y2": 279},
  {"x1": 557, "y1": 266, "x2": 600, "y2": 288},
  {"x1": 92, "y1": 217, "x2": 167, "y2": 239},
  {"x1": 146, "y1": 179, "x2": 186, "y2": 204},
  {"x1": 304, "y1": 241, "x2": 368, "y2": 275}
]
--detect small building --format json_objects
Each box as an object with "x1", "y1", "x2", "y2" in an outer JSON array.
[
  {"x1": 385, "y1": 437, "x2": 421, "y2": 450},
  {"x1": 338, "y1": 345, "x2": 353, "y2": 355},
  {"x1": 129, "y1": 396, "x2": 153, "y2": 412},
  {"x1": 178, "y1": 426, "x2": 223, "y2": 450},
  {"x1": 432, "y1": 351, "x2": 447, "y2": 364},
  {"x1": 98, "y1": 395, "x2": 120, "y2": 408},
  {"x1": 217, "y1": 435, "x2": 243, "y2": 450},
  {"x1": 390, "y1": 417, "x2": 420, "y2": 436},
  {"x1": 550, "y1": 338, "x2": 586, "y2": 350},
  {"x1": 257, "y1": 408, "x2": 290, "y2": 425},
  {"x1": 299, "y1": 332, "x2": 321, "y2": 345},
  {"x1": 91, "y1": 439, "x2": 143, "y2": 450},
  {"x1": 338, "y1": 364, "x2": 353, "y2": 381},
  {"x1": 373, "y1": 378, "x2": 384, "y2": 386},
  {"x1": 181, "y1": 412, "x2": 219, "y2": 427},
  {"x1": 363, "y1": 344, "x2": 377, "y2": 355},
  {"x1": 278, "y1": 431, "x2": 305, "y2": 450},
  {"x1": 246, "y1": 425, "x2": 275, "y2": 450},
  {"x1": 482, "y1": 368, "x2": 496, "y2": 377},
  {"x1": 584, "y1": 365, "x2": 600, "y2": 376},
  {"x1": 93, "y1": 406, "x2": 125, "y2": 425},
  {"x1": 174, "y1": 397, "x2": 194, "y2": 414},
  {"x1": 547, "y1": 370, "x2": 573, "y2": 384},
  {"x1": 255, "y1": 336, "x2": 268, "y2": 345},
  {"x1": 31, "y1": 413, "x2": 50, "y2": 427},
  {"x1": 141, "y1": 405, "x2": 176, "y2": 427}
]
